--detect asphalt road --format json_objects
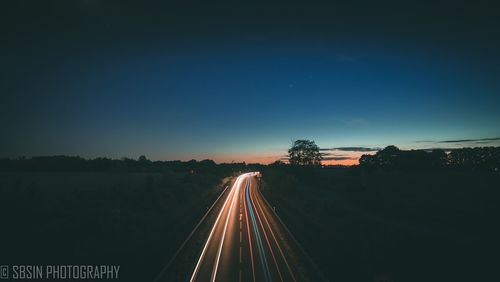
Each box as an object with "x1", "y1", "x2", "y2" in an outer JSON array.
[{"x1": 189, "y1": 172, "x2": 298, "y2": 282}]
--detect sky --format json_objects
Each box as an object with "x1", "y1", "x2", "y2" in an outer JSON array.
[{"x1": 1, "y1": 1, "x2": 500, "y2": 165}]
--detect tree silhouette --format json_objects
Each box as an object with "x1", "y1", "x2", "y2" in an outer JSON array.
[
  {"x1": 358, "y1": 146, "x2": 500, "y2": 170},
  {"x1": 288, "y1": 139, "x2": 322, "y2": 165}
]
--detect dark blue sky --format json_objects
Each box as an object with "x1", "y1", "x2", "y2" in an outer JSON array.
[{"x1": 2, "y1": 1, "x2": 499, "y2": 163}]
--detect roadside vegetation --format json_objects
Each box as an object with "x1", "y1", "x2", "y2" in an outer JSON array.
[
  {"x1": 261, "y1": 144, "x2": 500, "y2": 281},
  {"x1": 1, "y1": 144, "x2": 499, "y2": 281},
  {"x1": 0, "y1": 156, "x2": 241, "y2": 281}
]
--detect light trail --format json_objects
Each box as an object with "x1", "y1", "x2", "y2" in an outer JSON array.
[
  {"x1": 247, "y1": 176, "x2": 284, "y2": 281},
  {"x1": 245, "y1": 177, "x2": 272, "y2": 282},
  {"x1": 211, "y1": 174, "x2": 241, "y2": 281},
  {"x1": 243, "y1": 179, "x2": 257, "y2": 282},
  {"x1": 189, "y1": 175, "x2": 244, "y2": 282},
  {"x1": 186, "y1": 172, "x2": 312, "y2": 282},
  {"x1": 252, "y1": 177, "x2": 297, "y2": 281}
]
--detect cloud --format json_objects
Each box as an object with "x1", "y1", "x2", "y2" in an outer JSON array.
[
  {"x1": 320, "y1": 151, "x2": 358, "y2": 161},
  {"x1": 320, "y1": 147, "x2": 380, "y2": 152},
  {"x1": 320, "y1": 152, "x2": 345, "y2": 156},
  {"x1": 437, "y1": 137, "x2": 500, "y2": 143},
  {"x1": 335, "y1": 147, "x2": 381, "y2": 152},
  {"x1": 475, "y1": 140, "x2": 500, "y2": 144},
  {"x1": 416, "y1": 137, "x2": 500, "y2": 146},
  {"x1": 281, "y1": 151, "x2": 358, "y2": 161},
  {"x1": 322, "y1": 156, "x2": 357, "y2": 161}
]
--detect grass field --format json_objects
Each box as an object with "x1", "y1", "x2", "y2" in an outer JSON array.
[
  {"x1": 261, "y1": 167, "x2": 500, "y2": 282},
  {"x1": 0, "y1": 169, "x2": 230, "y2": 281}
]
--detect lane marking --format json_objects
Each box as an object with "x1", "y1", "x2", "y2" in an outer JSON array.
[
  {"x1": 248, "y1": 177, "x2": 284, "y2": 282},
  {"x1": 158, "y1": 183, "x2": 231, "y2": 282},
  {"x1": 252, "y1": 179, "x2": 297, "y2": 282},
  {"x1": 243, "y1": 179, "x2": 256, "y2": 282},
  {"x1": 246, "y1": 177, "x2": 272, "y2": 282},
  {"x1": 239, "y1": 188, "x2": 243, "y2": 282},
  {"x1": 189, "y1": 176, "x2": 243, "y2": 282},
  {"x1": 211, "y1": 174, "x2": 242, "y2": 282}
]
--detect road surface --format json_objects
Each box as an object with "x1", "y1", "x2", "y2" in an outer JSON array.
[{"x1": 189, "y1": 172, "x2": 298, "y2": 282}]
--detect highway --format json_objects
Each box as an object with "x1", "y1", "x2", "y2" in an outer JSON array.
[{"x1": 189, "y1": 172, "x2": 298, "y2": 282}]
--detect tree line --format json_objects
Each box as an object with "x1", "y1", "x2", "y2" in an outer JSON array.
[
  {"x1": 359, "y1": 145, "x2": 500, "y2": 170},
  {"x1": 0, "y1": 155, "x2": 250, "y2": 173}
]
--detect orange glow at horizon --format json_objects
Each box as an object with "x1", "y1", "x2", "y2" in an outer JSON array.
[
  {"x1": 321, "y1": 158, "x2": 359, "y2": 166},
  {"x1": 209, "y1": 150, "x2": 367, "y2": 166}
]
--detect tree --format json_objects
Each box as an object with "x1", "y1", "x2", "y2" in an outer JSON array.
[
  {"x1": 288, "y1": 139, "x2": 322, "y2": 165},
  {"x1": 270, "y1": 160, "x2": 286, "y2": 166},
  {"x1": 359, "y1": 154, "x2": 376, "y2": 167}
]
